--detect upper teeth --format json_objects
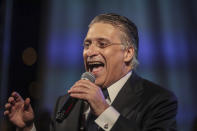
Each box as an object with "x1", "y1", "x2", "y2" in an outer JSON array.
[{"x1": 89, "y1": 62, "x2": 102, "y2": 65}]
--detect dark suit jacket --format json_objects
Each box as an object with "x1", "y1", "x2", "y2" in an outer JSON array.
[{"x1": 50, "y1": 73, "x2": 178, "y2": 131}]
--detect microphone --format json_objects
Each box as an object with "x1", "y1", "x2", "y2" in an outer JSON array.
[{"x1": 56, "y1": 72, "x2": 95, "y2": 123}]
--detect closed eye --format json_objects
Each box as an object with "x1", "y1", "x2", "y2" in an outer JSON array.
[{"x1": 97, "y1": 41, "x2": 108, "y2": 48}]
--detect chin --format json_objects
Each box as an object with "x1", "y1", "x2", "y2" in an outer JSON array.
[{"x1": 95, "y1": 79, "x2": 104, "y2": 87}]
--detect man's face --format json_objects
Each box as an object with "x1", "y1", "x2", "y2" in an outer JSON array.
[{"x1": 83, "y1": 22, "x2": 131, "y2": 88}]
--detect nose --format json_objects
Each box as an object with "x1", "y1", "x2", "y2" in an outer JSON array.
[{"x1": 85, "y1": 43, "x2": 99, "y2": 57}]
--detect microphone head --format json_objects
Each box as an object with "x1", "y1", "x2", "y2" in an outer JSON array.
[{"x1": 81, "y1": 72, "x2": 95, "y2": 83}]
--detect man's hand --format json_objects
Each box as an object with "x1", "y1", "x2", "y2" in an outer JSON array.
[
  {"x1": 68, "y1": 80, "x2": 109, "y2": 116},
  {"x1": 4, "y1": 92, "x2": 34, "y2": 130}
]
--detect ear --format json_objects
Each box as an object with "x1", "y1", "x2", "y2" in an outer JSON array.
[{"x1": 124, "y1": 47, "x2": 134, "y2": 63}]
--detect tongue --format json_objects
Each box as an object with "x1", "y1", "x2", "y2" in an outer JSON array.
[{"x1": 92, "y1": 66, "x2": 104, "y2": 74}]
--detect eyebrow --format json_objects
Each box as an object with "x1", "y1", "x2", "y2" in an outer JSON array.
[
  {"x1": 84, "y1": 37, "x2": 110, "y2": 43},
  {"x1": 83, "y1": 39, "x2": 91, "y2": 43}
]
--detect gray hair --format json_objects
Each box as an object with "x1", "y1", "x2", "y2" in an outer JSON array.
[{"x1": 89, "y1": 13, "x2": 139, "y2": 69}]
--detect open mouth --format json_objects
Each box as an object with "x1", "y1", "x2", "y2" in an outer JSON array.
[{"x1": 87, "y1": 61, "x2": 105, "y2": 73}]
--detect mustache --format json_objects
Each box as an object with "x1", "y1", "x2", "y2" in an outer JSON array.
[{"x1": 87, "y1": 56, "x2": 104, "y2": 62}]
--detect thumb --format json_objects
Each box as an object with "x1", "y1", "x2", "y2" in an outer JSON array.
[{"x1": 24, "y1": 98, "x2": 31, "y2": 111}]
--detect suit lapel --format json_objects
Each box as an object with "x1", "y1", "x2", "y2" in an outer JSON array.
[{"x1": 111, "y1": 72, "x2": 144, "y2": 118}]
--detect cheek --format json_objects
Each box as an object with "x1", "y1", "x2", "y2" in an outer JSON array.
[
  {"x1": 106, "y1": 52, "x2": 124, "y2": 67},
  {"x1": 83, "y1": 51, "x2": 86, "y2": 59},
  {"x1": 83, "y1": 51, "x2": 87, "y2": 65}
]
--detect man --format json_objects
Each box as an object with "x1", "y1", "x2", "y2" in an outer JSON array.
[{"x1": 4, "y1": 13, "x2": 177, "y2": 131}]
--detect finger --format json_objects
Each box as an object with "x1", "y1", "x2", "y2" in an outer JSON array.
[
  {"x1": 12, "y1": 92, "x2": 24, "y2": 102},
  {"x1": 68, "y1": 86, "x2": 90, "y2": 94},
  {"x1": 72, "y1": 83, "x2": 88, "y2": 89},
  {"x1": 70, "y1": 93, "x2": 88, "y2": 100},
  {"x1": 4, "y1": 103, "x2": 11, "y2": 110},
  {"x1": 24, "y1": 98, "x2": 31, "y2": 110},
  {"x1": 8, "y1": 97, "x2": 15, "y2": 105},
  {"x1": 72, "y1": 82, "x2": 93, "y2": 90},
  {"x1": 4, "y1": 110, "x2": 10, "y2": 116},
  {"x1": 68, "y1": 85, "x2": 88, "y2": 93},
  {"x1": 75, "y1": 79, "x2": 95, "y2": 87}
]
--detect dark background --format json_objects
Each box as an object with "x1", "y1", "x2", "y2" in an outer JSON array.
[{"x1": 1, "y1": 0, "x2": 197, "y2": 130}]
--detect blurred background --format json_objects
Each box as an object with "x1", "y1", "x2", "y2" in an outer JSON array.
[{"x1": 0, "y1": 0, "x2": 197, "y2": 130}]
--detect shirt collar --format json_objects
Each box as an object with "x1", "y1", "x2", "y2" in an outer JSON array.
[{"x1": 107, "y1": 71, "x2": 132, "y2": 103}]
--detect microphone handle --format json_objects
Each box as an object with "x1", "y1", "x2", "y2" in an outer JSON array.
[{"x1": 56, "y1": 97, "x2": 78, "y2": 123}]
